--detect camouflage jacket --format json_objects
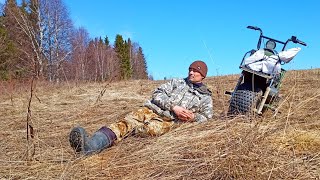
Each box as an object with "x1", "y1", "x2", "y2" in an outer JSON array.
[{"x1": 144, "y1": 78, "x2": 213, "y2": 122}]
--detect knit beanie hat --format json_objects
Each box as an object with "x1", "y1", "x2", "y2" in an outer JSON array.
[{"x1": 189, "y1": 60, "x2": 208, "y2": 78}]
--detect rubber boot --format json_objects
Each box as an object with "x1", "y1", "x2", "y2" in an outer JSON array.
[{"x1": 69, "y1": 126, "x2": 117, "y2": 155}]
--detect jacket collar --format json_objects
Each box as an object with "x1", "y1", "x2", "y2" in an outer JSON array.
[{"x1": 184, "y1": 78, "x2": 212, "y2": 96}]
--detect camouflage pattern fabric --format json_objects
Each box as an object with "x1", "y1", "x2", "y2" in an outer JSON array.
[
  {"x1": 144, "y1": 78, "x2": 213, "y2": 122},
  {"x1": 108, "y1": 107, "x2": 175, "y2": 141},
  {"x1": 108, "y1": 78, "x2": 213, "y2": 141}
]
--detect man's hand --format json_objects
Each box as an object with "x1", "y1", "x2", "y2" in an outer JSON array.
[{"x1": 172, "y1": 106, "x2": 195, "y2": 122}]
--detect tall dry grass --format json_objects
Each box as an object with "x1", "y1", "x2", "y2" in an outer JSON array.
[{"x1": 0, "y1": 69, "x2": 319, "y2": 179}]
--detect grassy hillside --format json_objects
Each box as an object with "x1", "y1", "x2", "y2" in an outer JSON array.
[{"x1": 0, "y1": 69, "x2": 319, "y2": 179}]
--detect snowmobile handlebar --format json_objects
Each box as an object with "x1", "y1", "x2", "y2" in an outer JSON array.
[
  {"x1": 247, "y1": 25, "x2": 307, "y2": 50},
  {"x1": 247, "y1": 26, "x2": 262, "y2": 35},
  {"x1": 247, "y1": 26, "x2": 261, "y2": 31},
  {"x1": 291, "y1": 36, "x2": 307, "y2": 46}
]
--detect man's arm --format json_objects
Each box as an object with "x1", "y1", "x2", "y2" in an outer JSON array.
[
  {"x1": 174, "y1": 95, "x2": 213, "y2": 123},
  {"x1": 151, "y1": 79, "x2": 176, "y2": 111},
  {"x1": 172, "y1": 106, "x2": 194, "y2": 121},
  {"x1": 193, "y1": 96, "x2": 213, "y2": 122}
]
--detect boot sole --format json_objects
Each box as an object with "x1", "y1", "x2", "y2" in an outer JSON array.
[{"x1": 69, "y1": 127, "x2": 86, "y2": 153}]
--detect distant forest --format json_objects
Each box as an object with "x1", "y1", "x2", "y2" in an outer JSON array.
[{"x1": 0, "y1": 0, "x2": 150, "y2": 82}]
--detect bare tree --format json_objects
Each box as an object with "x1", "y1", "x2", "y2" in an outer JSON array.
[
  {"x1": 1, "y1": 1, "x2": 148, "y2": 82},
  {"x1": 70, "y1": 27, "x2": 89, "y2": 81},
  {"x1": 105, "y1": 44, "x2": 120, "y2": 81},
  {"x1": 97, "y1": 38, "x2": 106, "y2": 81},
  {"x1": 40, "y1": 0, "x2": 73, "y2": 82},
  {"x1": 2, "y1": 0, "x2": 73, "y2": 81}
]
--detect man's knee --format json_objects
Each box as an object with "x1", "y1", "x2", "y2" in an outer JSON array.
[{"x1": 135, "y1": 120, "x2": 174, "y2": 136}]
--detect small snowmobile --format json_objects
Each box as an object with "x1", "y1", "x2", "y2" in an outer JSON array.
[{"x1": 226, "y1": 25, "x2": 307, "y2": 116}]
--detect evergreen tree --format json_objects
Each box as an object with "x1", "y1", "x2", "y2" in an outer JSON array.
[
  {"x1": 137, "y1": 46, "x2": 148, "y2": 79},
  {"x1": 2, "y1": 0, "x2": 32, "y2": 79},
  {"x1": 124, "y1": 38, "x2": 132, "y2": 79},
  {"x1": 0, "y1": 18, "x2": 16, "y2": 80},
  {"x1": 0, "y1": 1, "x2": 148, "y2": 82},
  {"x1": 114, "y1": 34, "x2": 131, "y2": 80},
  {"x1": 99, "y1": 36, "x2": 103, "y2": 45},
  {"x1": 104, "y1": 35, "x2": 109, "y2": 47}
]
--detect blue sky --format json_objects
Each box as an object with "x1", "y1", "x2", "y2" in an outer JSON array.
[{"x1": 3, "y1": 0, "x2": 319, "y2": 80}]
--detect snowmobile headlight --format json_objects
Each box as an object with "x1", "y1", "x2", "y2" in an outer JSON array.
[{"x1": 266, "y1": 40, "x2": 276, "y2": 50}]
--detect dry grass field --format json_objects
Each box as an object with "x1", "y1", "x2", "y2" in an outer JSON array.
[{"x1": 0, "y1": 69, "x2": 319, "y2": 179}]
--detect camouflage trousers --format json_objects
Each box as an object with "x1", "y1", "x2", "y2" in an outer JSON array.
[{"x1": 108, "y1": 107, "x2": 176, "y2": 142}]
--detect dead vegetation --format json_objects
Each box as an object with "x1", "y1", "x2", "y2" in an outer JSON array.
[{"x1": 0, "y1": 69, "x2": 319, "y2": 179}]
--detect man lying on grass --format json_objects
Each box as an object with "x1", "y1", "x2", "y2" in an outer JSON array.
[{"x1": 69, "y1": 60, "x2": 213, "y2": 155}]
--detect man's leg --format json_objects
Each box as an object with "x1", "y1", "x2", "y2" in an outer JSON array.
[
  {"x1": 69, "y1": 126, "x2": 116, "y2": 155},
  {"x1": 108, "y1": 108, "x2": 151, "y2": 141},
  {"x1": 69, "y1": 108, "x2": 148, "y2": 155},
  {"x1": 110, "y1": 107, "x2": 175, "y2": 137},
  {"x1": 135, "y1": 117, "x2": 175, "y2": 137},
  {"x1": 69, "y1": 107, "x2": 175, "y2": 155}
]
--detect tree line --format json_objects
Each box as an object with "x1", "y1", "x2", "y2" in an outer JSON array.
[{"x1": 0, "y1": 0, "x2": 149, "y2": 82}]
